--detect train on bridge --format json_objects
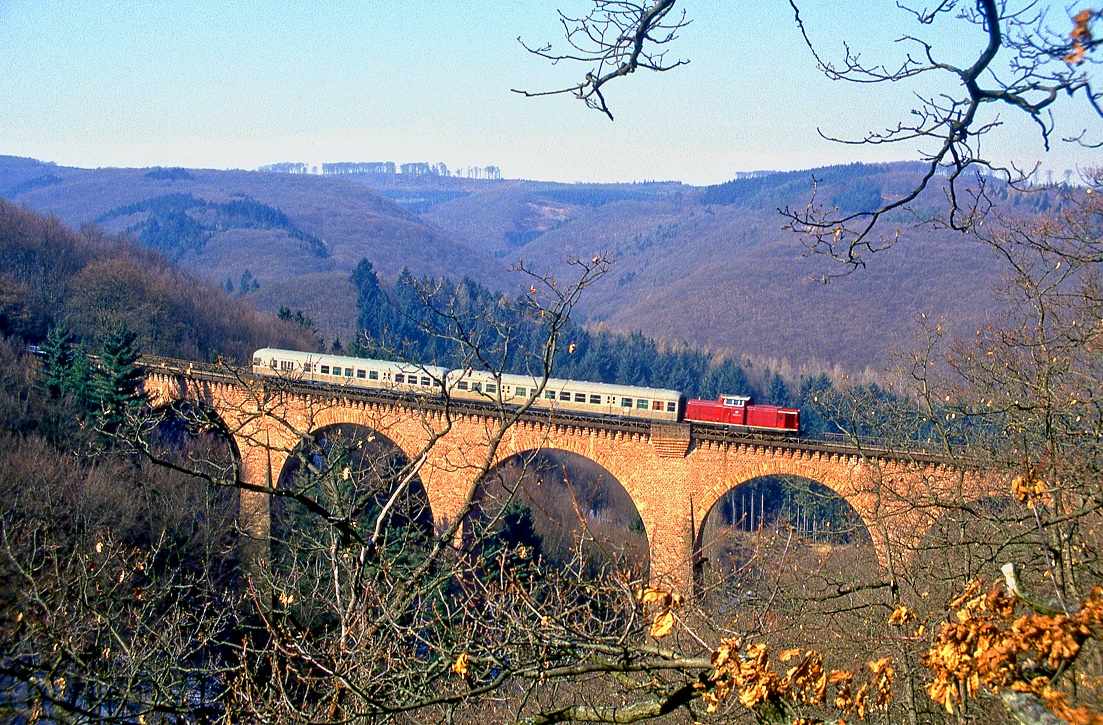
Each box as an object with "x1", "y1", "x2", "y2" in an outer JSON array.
[{"x1": 252, "y1": 348, "x2": 800, "y2": 434}]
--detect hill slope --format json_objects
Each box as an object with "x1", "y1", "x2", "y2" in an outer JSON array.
[
  {"x1": 0, "y1": 158, "x2": 507, "y2": 345},
  {"x1": 2, "y1": 156, "x2": 1055, "y2": 373},
  {"x1": 0, "y1": 199, "x2": 317, "y2": 362},
  {"x1": 419, "y1": 164, "x2": 1048, "y2": 373}
]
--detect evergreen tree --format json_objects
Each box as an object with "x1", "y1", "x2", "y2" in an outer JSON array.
[
  {"x1": 480, "y1": 500, "x2": 543, "y2": 584},
  {"x1": 765, "y1": 370, "x2": 790, "y2": 406},
  {"x1": 94, "y1": 326, "x2": 145, "y2": 440},
  {"x1": 351, "y1": 258, "x2": 392, "y2": 345},
  {"x1": 40, "y1": 325, "x2": 97, "y2": 412},
  {"x1": 40, "y1": 326, "x2": 77, "y2": 400}
]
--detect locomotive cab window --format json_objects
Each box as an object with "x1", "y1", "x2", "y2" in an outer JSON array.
[
  {"x1": 270, "y1": 359, "x2": 278, "y2": 369},
  {"x1": 253, "y1": 357, "x2": 260, "y2": 366}
]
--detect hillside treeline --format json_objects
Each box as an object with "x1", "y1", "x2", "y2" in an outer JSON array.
[
  {"x1": 0, "y1": 199, "x2": 318, "y2": 362},
  {"x1": 349, "y1": 259, "x2": 923, "y2": 439}
]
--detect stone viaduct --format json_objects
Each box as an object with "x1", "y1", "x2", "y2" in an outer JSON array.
[{"x1": 143, "y1": 359, "x2": 1003, "y2": 590}]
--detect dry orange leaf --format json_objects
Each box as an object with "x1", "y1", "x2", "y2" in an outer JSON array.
[
  {"x1": 452, "y1": 652, "x2": 469, "y2": 678},
  {"x1": 889, "y1": 606, "x2": 916, "y2": 625},
  {"x1": 651, "y1": 610, "x2": 675, "y2": 638}
]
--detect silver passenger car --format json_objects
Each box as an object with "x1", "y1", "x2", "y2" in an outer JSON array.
[
  {"x1": 252, "y1": 349, "x2": 685, "y2": 423},
  {"x1": 252, "y1": 348, "x2": 449, "y2": 393},
  {"x1": 446, "y1": 369, "x2": 683, "y2": 422}
]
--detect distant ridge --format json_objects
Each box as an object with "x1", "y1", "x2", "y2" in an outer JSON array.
[{"x1": 0, "y1": 155, "x2": 1063, "y2": 372}]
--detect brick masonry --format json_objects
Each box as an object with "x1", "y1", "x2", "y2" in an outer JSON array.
[{"x1": 145, "y1": 372, "x2": 1002, "y2": 591}]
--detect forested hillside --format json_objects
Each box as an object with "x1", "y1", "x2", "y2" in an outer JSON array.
[
  {"x1": 0, "y1": 199, "x2": 318, "y2": 362},
  {"x1": 0, "y1": 156, "x2": 1065, "y2": 373},
  {"x1": 0, "y1": 157, "x2": 505, "y2": 345}
]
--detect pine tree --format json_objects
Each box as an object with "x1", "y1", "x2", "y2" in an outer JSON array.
[
  {"x1": 351, "y1": 258, "x2": 400, "y2": 355},
  {"x1": 94, "y1": 326, "x2": 145, "y2": 440},
  {"x1": 40, "y1": 325, "x2": 96, "y2": 413},
  {"x1": 766, "y1": 371, "x2": 790, "y2": 406},
  {"x1": 480, "y1": 500, "x2": 543, "y2": 584},
  {"x1": 40, "y1": 326, "x2": 76, "y2": 399}
]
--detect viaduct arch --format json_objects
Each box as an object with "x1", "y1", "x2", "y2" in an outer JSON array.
[{"x1": 142, "y1": 360, "x2": 1003, "y2": 591}]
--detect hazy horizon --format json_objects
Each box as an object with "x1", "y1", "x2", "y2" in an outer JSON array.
[{"x1": 3, "y1": 1, "x2": 1099, "y2": 185}]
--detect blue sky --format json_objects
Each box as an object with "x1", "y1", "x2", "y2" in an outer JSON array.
[{"x1": 0, "y1": 1, "x2": 1097, "y2": 184}]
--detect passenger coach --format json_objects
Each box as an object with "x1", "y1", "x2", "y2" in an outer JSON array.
[
  {"x1": 252, "y1": 348, "x2": 683, "y2": 423},
  {"x1": 252, "y1": 348, "x2": 449, "y2": 394}
]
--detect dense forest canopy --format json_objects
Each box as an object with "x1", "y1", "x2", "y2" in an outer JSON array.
[{"x1": 0, "y1": 199, "x2": 318, "y2": 362}]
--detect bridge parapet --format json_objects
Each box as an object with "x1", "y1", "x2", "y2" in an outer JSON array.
[{"x1": 139, "y1": 356, "x2": 1005, "y2": 591}]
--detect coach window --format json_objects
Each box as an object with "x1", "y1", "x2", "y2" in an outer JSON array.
[
  {"x1": 472, "y1": 383, "x2": 482, "y2": 392},
  {"x1": 637, "y1": 399, "x2": 649, "y2": 409},
  {"x1": 590, "y1": 394, "x2": 601, "y2": 404},
  {"x1": 369, "y1": 370, "x2": 379, "y2": 380},
  {"x1": 545, "y1": 390, "x2": 556, "y2": 400},
  {"x1": 345, "y1": 368, "x2": 353, "y2": 377},
  {"x1": 652, "y1": 401, "x2": 663, "y2": 411},
  {"x1": 666, "y1": 402, "x2": 676, "y2": 412},
  {"x1": 457, "y1": 381, "x2": 468, "y2": 390},
  {"x1": 622, "y1": 397, "x2": 633, "y2": 407},
  {"x1": 357, "y1": 369, "x2": 366, "y2": 379},
  {"x1": 574, "y1": 393, "x2": 586, "y2": 403},
  {"x1": 486, "y1": 384, "x2": 497, "y2": 393},
  {"x1": 421, "y1": 376, "x2": 431, "y2": 386},
  {"x1": 395, "y1": 374, "x2": 404, "y2": 383},
  {"x1": 560, "y1": 391, "x2": 571, "y2": 401},
  {"x1": 320, "y1": 365, "x2": 330, "y2": 374},
  {"x1": 333, "y1": 367, "x2": 343, "y2": 376}
]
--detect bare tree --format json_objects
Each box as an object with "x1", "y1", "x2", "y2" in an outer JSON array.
[{"x1": 519, "y1": 1, "x2": 1102, "y2": 270}]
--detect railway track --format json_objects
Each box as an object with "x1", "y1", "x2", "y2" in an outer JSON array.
[{"x1": 140, "y1": 355, "x2": 963, "y2": 465}]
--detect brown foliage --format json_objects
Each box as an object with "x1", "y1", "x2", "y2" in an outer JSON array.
[
  {"x1": 0, "y1": 199, "x2": 317, "y2": 361},
  {"x1": 926, "y1": 581, "x2": 1103, "y2": 723}
]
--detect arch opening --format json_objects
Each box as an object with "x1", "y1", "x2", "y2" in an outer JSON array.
[
  {"x1": 272, "y1": 423, "x2": 435, "y2": 628},
  {"x1": 695, "y1": 475, "x2": 876, "y2": 602},
  {"x1": 142, "y1": 401, "x2": 240, "y2": 586},
  {"x1": 471, "y1": 449, "x2": 648, "y2": 583}
]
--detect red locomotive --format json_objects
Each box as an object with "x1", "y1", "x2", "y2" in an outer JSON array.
[{"x1": 684, "y1": 394, "x2": 799, "y2": 433}]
